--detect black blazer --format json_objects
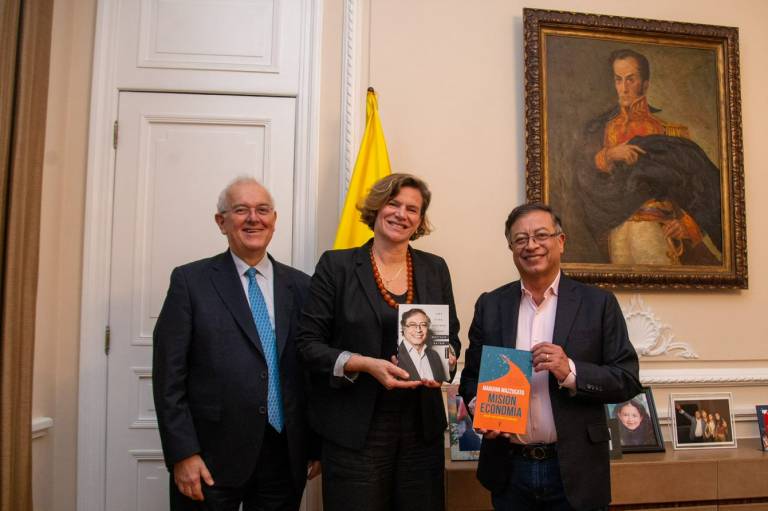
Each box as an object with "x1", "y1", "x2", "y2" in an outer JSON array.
[
  {"x1": 152, "y1": 251, "x2": 314, "y2": 490},
  {"x1": 296, "y1": 240, "x2": 461, "y2": 450},
  {"x1": 397, "y1": 341, "x2": 448, "y2": 382},
  {"x1": 459, "y1": 275, "x2": 641, "y2": 511}
]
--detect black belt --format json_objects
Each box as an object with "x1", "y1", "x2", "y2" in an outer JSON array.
[{"x1": 510, "y1": 443, "x2": 557, "y2": 461}]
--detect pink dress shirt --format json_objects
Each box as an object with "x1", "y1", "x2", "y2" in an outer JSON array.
[{"x1": 514, "y1": 273, "x2": 576, "y2": 444}]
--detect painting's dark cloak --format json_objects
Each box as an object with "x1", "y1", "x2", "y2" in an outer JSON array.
[{"x1": 574, "y1": 111, "x2": 723, "y2": 263}]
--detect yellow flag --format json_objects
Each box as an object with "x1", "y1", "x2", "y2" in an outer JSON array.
[{"x1": 333, "y1": 88, "x2": 392, "y2": 249}]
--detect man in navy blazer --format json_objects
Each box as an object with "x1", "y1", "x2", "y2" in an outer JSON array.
[
  {"x1": 675, "y1": 404, "x2": 707, "y2": 442},
  {"x1": 459, "y1": 203, "x2": 641, "y2": 511},
  {"x1": 153, "y1": 177, "x2": 319, "y2": 510}
]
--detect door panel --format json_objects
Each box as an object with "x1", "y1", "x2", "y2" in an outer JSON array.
[
  {"x1": 105, "y1": 91, "x2": 296, "y2": 509},
  {"x1": 115, "y1": 0, "x2": 302, "y2": 94}
]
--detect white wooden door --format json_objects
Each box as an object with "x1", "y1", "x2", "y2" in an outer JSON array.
[{"x1": 105, "y1": 91, "x2": 296, "y2": 509}]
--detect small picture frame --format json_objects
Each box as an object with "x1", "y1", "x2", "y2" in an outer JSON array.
[
  {"x1": 605, "y1": 387, "x2": 664, "y2": 453},
  {"x1": 607, "y1": 418, "x2": 623, "y2": 459},
  {"x1": 756, "y1": 405, "x2": 768, "y2": 452},
  {"x1": 446, "y1": 385, "x2": 482, "y2": 461},
  {"x1": 670, "y1": 393, "x2": 737, "y2": 449}
]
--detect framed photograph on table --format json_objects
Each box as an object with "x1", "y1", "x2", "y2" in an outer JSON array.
[
  {"x1": 670, "y1": 393, "x2": 736, "y2": 449},
  {"x1": 756, "y1": 405, "x2": 768, "y2": 452},
  {"x1": 606, "y1": 418, "x2": 623, "y2": 459},
  {"x1": 605, "y1": 387, "x2": 664, "y2": 453},
  {"x1": 523, "y1": 8, "x2": 747, "y2": 288},
  {"x1": 446, "y1": 385, "x2": 482, "y2": 461}
]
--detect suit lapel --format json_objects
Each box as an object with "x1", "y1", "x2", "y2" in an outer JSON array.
[
  {"x1": 500, "y1": 282, "x2": 521, "y2": 348},
  {"x1": 271, "y1": 256, "x2": 292, "y2": 360},
  {"x1": 552, "y1": 275, "x2": 581, "y2": 350},
  {"x1": 354, "y1": 240, "x2": 382, "y2": 326},
  {"x1": 397, "y1": 342, "x2": 420, "y2": 381},
  {"x1": 210, "y1": 251, "x2": 264, "y2": 358}
]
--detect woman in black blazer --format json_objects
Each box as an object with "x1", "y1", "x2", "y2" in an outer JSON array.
[{"x1": 297, "y1": 173, "x2": 461, "y2": 511}]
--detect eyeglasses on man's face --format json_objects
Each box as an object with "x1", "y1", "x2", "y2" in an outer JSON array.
[
  {"x1": 404, "y1": 322, "x2": 429, "y2": 330},
  {"x1": 226, "y1": 204, "x2": 274, "y2": 218},
  {"x1": 510, "y1": 231, "x2": 562, "y2": 249}
]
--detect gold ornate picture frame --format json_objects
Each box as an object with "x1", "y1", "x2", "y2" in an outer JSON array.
[{"x1": 524, "y1": 8, "x2": 747, "y2": 288}]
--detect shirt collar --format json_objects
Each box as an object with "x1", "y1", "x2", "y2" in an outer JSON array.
[
  {"x1": 402, "y1": 341, "x2": 425, "y2": 355},
  {"x1": 520, "y1": 272, "x2": 561, "y2": 299},
  {"x1": 230, "y1": 251, "x2": 273, "y2": 282}
]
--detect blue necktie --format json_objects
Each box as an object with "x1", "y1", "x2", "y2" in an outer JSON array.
[{"x1": 245, "y1": 267, "x2": 283, "y2": 432}]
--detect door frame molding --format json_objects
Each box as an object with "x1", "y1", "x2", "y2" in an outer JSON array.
[{"x1": 76, "y1": 1, "x2": 323, "y2": 509}]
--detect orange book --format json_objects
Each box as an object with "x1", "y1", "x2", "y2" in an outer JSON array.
[{"x1": 472, "y1": 346, "x2": 532, "y2": 434}]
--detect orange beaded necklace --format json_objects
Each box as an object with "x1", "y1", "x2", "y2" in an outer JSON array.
[{"x1": 369, "y1": 246, "x2": 413, "y2": 309}]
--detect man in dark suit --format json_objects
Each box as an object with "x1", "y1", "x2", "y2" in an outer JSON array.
[
  {"x1": 459, "y1": 203, "x2": 641, "y2": 511},
  {"x1": 153, "y1": 177, "x2": 319, "y2": 510},
  {"x1": 397, "y1": 340, "x2": 447, "y2": 382},
  {"x1": 675, "y1": 404, "x2": 706, "y2": 442},
  {"x1": 398, "y1": 308, "x2": 448, "y2": 382}
]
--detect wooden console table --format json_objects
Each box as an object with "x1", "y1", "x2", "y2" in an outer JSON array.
[{"x1": 445, "y1": 438, "x2": 768, "y2": 510}]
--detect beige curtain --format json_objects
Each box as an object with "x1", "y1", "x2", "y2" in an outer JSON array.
[{"x1": 0, "y1": 1, "x2": 54, "y2": 509}]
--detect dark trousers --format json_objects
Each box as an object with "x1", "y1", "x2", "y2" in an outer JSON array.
[
  {"x1": 321, "y1": 394, "x2": 445, "y2": 511},
  {"x1": 170, "y1": 425, "x2": 301, "y2": 511},
  {"x1": 491, "y1": 451, "x2": 606, "y2": 511}
]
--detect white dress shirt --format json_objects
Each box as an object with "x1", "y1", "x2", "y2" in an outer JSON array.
[{"x1": 402, "y1": 341, "x2": 435, "y2": 380}]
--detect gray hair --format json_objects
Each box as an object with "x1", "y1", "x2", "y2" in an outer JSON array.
[{"x1": 216, "y1": 176, "x2": 273, "y2": 213}]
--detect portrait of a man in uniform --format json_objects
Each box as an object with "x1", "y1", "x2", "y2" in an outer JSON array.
[
  {"x1": 525, "y1": 10, "x2": 746, "y2": 288},
  {"x1": 539, "y1": 37, "x2": 727, "y2": 268},
  {"x1": 573, "y1": 49, "x2": 723, "y2": 266}
]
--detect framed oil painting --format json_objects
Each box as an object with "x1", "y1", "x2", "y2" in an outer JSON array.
[{"x1": 523, "y1": 8, "x2": 747, "y2": 288}]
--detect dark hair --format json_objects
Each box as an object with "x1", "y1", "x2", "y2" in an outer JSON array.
[
  {"x1": 504, "y1": 203, "x2": 563, "y2": 242},
  {"x1": 400, "y1": 308, "x2": 431, "y2": 327},
  {"x1": 609, "y1": 49, "x2": 650, "y2": 82},
  {"x1": 400, "y1": 308, "x2": 433, "y2": 347},
  {"x1": 358, "y1": 173, "x2": 433, "y2": 240},
  {"x1": 615, "y1": 399, "x2": 649, "y2": 421}
]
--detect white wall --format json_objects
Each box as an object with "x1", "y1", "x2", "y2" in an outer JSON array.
[{"x1": 33, "y1": 0, "x2": 96, "y2": 509}]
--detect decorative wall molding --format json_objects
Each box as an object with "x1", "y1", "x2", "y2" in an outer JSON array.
[
  {"x1": 130, "y1": 367, "x2": 158, "y2": 429},
  {"x1": 32, "y1": 417, "x2": 54, "y2": 440},
  {"x1": 137, "y1": 0, "x2": 281, "y2": 73},
  {"x1": 640, "y1": 367, "x2": 768, "y2": 387},
  {"x1": 338, "y1": 0, "x2": 366, "y2": 213},
  {"x1": 622, "y1": 295, "x2": 698, "y2": 359},
  {"x1": 77, "y1": 0, "x2": 122, "y2": 507},
  {"x1": 292, "y1": 0, "x2": 323, "y2": 272},
  {"x1": 452, "y1": 364, "x2": 768, "y2": 388},
  {"x1": 128, "y1": 449, "x2": 164, "y2": 460}
]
